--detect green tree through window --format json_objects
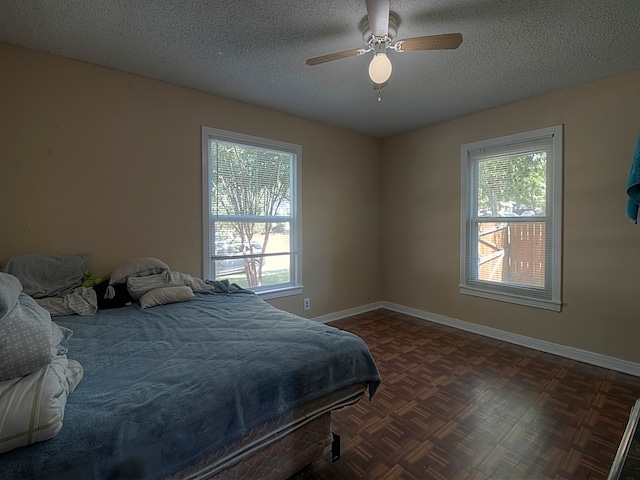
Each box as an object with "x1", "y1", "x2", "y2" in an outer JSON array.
[
  {"x1": 477, "y1": 152, "x2": 547, "y2": 216},
  {"x1": 210, "y1": 141, "x2": 291, "y2": 286},
  {"x1": 202, "y1": 126, "x2": 302, "y2": 297}
]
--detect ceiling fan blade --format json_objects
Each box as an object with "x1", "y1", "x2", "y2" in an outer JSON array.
[
  {"x1": 306, "y1": 48, "x2": 366, "y2": 66},
  {"x1": 395, "y1": 33, "x2": 463, "y2": 52},
  {"x1": 365, "y1": 0, "x2": 389, "y2": 37}
]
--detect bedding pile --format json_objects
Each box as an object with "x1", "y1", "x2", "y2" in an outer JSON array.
[
  {"x1": 0, "y1": 272, "x2": 83, "y2": 454},
  {"x1": 2, "y1": 255, "x2": 214, "y2": 316},
  {"x1": 1, "y1": 279, "x2": 380, "y2": 479},
  {"x1": 112, "y1": 257, "x2": 214, "y2": 308},
  {"x1": 1, "y1": 253, "x2": 98, "y2": 316},
  {"x1": 0, "y1": 253, "x2": 207, "y2": 457},
  {"x1": 1, "y1": 254, "x2": 381, "y2": 479}
]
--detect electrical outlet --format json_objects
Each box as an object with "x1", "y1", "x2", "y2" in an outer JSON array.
[{"x1": 303, "y1": 298, "x2": 310, "y2": 311}]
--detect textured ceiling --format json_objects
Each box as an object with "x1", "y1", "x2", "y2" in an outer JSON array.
[{"x1": 1, "y1": 0, "x2": 639, "y2": 138}]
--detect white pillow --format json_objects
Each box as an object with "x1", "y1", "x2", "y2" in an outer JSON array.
[
  {"x1": 139, "y1": 286, "x2": 194, "y2": 309},
  {"x1": 127, "y1": 273, "x2": 182, "y2": 301},
  {"x1": 0, "y1": 355, "x2": 84, "y2": 453},
  {"x1": 127, "y1": 272, "x2": 212, "y2": 300}
]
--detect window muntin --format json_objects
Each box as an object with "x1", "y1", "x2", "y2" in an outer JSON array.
[
  {"x1": 460, "y1": 126, "x2": 562, "y2": 311},
  {"x1": 202, "y1": 127, "x2": 302, "y2": 298}
]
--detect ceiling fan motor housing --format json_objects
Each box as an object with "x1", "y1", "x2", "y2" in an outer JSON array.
[{"x1": 361, "y1": 11, "x2": 399, "y2": 45}]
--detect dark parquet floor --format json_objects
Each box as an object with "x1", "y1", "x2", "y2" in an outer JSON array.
[{"x1": 295, "y1": 309, "x2": 640, "y2": 479}]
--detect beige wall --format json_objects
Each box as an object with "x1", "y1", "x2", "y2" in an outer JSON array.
[
  {"x1": 381, "y1": 69, "x2": 640, "y2": 363},
  {"x1": 0, "y1": 43, "x2": 381, "y2": 317},
  {"x1": 3, "y1": 41, "x2": 640, "y2": 365}
]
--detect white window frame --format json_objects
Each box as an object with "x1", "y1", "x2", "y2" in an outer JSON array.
[
  {"x1": 201, "y1": 126, "x2": 302, "y2": 299},
  {"x1": 460, "y1": 125, "x2": 563, "y2": 311}
]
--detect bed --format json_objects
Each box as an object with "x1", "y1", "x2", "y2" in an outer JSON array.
[{"x1": 0, "y1": 256, "x2": 381, "y2": 479}]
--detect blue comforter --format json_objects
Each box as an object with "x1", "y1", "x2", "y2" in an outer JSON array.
[{"x1": 1, "y1": 288, "x2": 380, "y2": 479}]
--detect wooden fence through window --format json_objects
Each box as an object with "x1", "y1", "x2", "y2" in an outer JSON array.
[{"x1": 478, "y1": 222, "x2": 545, "y2": 287}]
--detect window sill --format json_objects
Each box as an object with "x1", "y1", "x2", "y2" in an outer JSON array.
[
  {"x1": 252, "y1": 285, "x2": 303, "y2": 300},
  {"x1": 460, "y1": 285, "x2": 561, "y2": 312}
]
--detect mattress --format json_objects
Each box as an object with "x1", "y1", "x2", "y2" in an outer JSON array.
[{"x1": 172, "y1": 383, "x2": 367, "y2": 480}]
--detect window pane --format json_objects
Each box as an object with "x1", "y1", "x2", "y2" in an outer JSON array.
[
  {"x1": 476, "y1": 152, "x2": 547, "y2": 217},
  {"x1": 476, "y1": 221, "x2": 545, "y2": 288},
  {"x1": 212, "y1": 222, "x2": 290, "y2": 256},
  {"x1": 211, "y1": 221, "x2": 293, "y2": 288},
  {"x1": 218, "y1": 253, "x2": 292, "y2": 288},
  {"x1": 210, "y1": 141, "x2": 292, "y2": 217}
]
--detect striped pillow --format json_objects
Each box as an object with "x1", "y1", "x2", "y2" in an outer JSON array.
[{"x1": 0, "y1": 355, "x2": 83, "y2": 453}]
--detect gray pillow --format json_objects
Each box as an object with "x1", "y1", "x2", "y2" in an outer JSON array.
[
  {"x1": 108, "y1": 257, "x2": 169, "y2": 286},
  {"x1": 1, "y1": 254, "x2": 88, "y2": 299},
  {"x1": 0, "y1": 272, "x2": 22, "y2": 319},
  {"x1": 0, "y1": 292, "x2": 57, "y2": 381},
  {"x1": 0, "y1": 272, "x2": 70, "y2": 381}
]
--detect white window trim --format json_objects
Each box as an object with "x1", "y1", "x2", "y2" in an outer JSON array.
[
  {"x1": 201, "y1": 126, "x2": 302, "y2": 299},
  {"x1": 460, "y1": 125, "x2": 563, "y2": 311}
]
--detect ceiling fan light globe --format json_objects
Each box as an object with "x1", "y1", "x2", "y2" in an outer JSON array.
[{"x1": 368, "y1": 53, "x2": 392, "y2": 84}]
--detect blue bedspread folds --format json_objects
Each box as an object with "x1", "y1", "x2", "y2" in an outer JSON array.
[{"x1": 1, "y1": 289, "x2": 380, "y2": 480}]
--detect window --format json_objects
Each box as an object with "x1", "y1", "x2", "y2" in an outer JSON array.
[
  {"x1": 201, "y1": 126, "x2": 302, "y2": 299},
  {"x1": 460, "y1": 125, "x2": 563, "y2": 311}
]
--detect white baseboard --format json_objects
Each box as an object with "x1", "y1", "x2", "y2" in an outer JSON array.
[
  {"x1": 379, "y1": 302, "x2": 640, "y2": 378},
  {"x1": 311, "y1": 301, "x2": 383, "y2": 324},
  {"x1": 311, "y1": 301, "x2": 640, "y2": 377}
]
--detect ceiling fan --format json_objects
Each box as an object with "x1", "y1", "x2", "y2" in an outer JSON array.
[{"x1": 306, "y1": 0, "x2": 462, "y2": 94}]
